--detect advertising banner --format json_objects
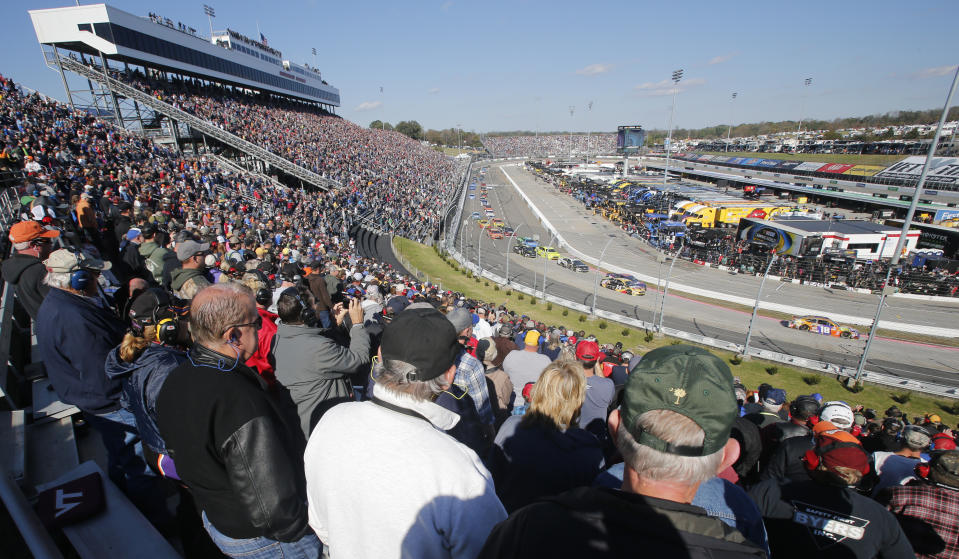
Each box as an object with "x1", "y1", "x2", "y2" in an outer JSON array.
[
  {"x1": 756, "y1": 159, "x2": 782, "y2": 168},
  {"x1": 742, "y1": 158, "x2": 763, "y2": 166},
  {"x1": 934, "y1": 208, "x2": 959, "y2": 222},
  {"x1": 875, "y1": 156, "x2": 959, "y2": 185},
  {"x1": 710, "y1": 156, "x2": 730, "y2": 163},
  {"x1": 727, "y1": 157, "x2": 747, "y2": 165},
  {"x1": 794, "y1": 161, "x2": 827, "y2": 172},
  {"x1": 818, "y1": 163, "x2": 855, "y2": 174},
  {"x1": 698, "y1": 155, "x2": 714, "y2": 161},
  {"x1": 775, "y1": 161, "x2": 803, "y2": 170},
  {"x1": 841, "y1": 164, "x2": 885, "y2": 177},
  {"x1": 737, "y1": 221, "x2": 808, "y2": 256}
]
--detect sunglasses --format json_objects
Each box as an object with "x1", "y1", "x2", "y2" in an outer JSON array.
[{"x1": 225, "y1": 315, "x2": 263, "y2": 334}]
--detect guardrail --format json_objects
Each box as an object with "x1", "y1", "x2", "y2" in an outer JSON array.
[{"x1": 438, "y1": 244, "x2": 957, "y2": 398}]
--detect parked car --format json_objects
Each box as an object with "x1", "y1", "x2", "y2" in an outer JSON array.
[
  {"x1": 788, "y1": 316, "x2": 860, "y2": 339},
  {"x1": 559, "y1": 257, "x2": 589, "y2": 272}
]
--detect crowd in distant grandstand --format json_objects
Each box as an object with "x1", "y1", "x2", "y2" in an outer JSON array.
[
  {"x1": 483, "y1": 133, "x2": 617, "y2": 157},
  {"x1": 103, "y1": 66, "x2": 459, "y2": 242},
  {"x1": 5, "y1": 69, "x2": 959, "y2": 559}
]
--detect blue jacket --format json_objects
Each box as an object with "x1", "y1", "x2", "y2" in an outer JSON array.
[
  {"x1": 105, "y1": 343, "x2": 187, "y2": 454},
  {"x1": 35, "y1": 288, "x2": 126, "y2": 414}
]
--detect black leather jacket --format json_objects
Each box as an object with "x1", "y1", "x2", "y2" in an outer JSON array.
[{"x1": 157, "y1": 343, "x2": 311, "y2": 542}]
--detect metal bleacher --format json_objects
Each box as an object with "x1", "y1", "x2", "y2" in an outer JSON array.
[
  {"x1": 0, "y1": 186, "x2": 179, "y2": 557},
  {"x1": 54, "y1": 55, "x2": 340, "y2": 192}
]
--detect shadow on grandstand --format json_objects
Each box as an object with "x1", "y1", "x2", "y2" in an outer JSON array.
[{"x1": 350, "y1": 225, "x2": 412, "y2": 277}]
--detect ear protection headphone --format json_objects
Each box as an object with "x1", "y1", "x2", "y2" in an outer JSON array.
[
  {"x1": 255, "y1": 288, "x2": 272, "y2": 307},
  {"x1": 128, "y1": 288, "x2": 181, "y2": 345},
  {"x1": 70, "y1": 250, "x2": 94, "y2": 291},
  {"x1": 293, "y1": 283, "x2": 317, "y2": 326},
  {"x1": 802, "y1": 440, "x2": 870, "y2": 474}
]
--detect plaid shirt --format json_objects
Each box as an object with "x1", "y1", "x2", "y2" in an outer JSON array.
[
  {"x1": 454, "y1": 350, "x2": 494, "y2": 426},
  {"x1": 880, "y1": 481, "x2": 959, "y2": 559}
]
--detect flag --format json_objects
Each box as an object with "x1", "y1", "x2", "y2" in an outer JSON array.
[
  {"x1": 260, "y1": 32, "x2": 268, "y2": 45},
  {"x1": 380, "y1": 86, "x2": 384, "y2": 93}
]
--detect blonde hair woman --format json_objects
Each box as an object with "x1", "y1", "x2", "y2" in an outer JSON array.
[{"x1": 489, "y1": 361, "x2": 605, "y2": 512}]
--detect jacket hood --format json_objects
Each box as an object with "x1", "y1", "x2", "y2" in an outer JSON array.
[{"x1": 1, "y1": 254, "x2": 43, "y2": 283}]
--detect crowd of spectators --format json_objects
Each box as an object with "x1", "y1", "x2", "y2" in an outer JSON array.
[
  {"x1": 6, "y1": 68, "x2": 959, "y2": 559},
  {"x1": 483, "y1": 134, "x2": 617, "y2": 158},
  {"x1": 105, "y1": 66, "x2": 458, "y2": 242}
]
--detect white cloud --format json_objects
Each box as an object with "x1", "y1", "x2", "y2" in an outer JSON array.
[
  {"x1": 576, "y1": 63, "x2": 613, "y2": 76},
  {"x1": 634, "y1": 77, "x2": 706, "y2": 96},
  {"x1": 354, "y1": 101, "x2": 382, "y2": 112},
  {"x1": 708, "y1": 53, "x2": 736, "y2": 65},
  {"x1": 428, "y1": 87, "x2": 440, "y2": 94},
  {"x1": 914, "y1": 65, "x2": 958, "y2": 78},
  {"x1": 441, "y1": 1, "x2": 453, "y2": 12}
]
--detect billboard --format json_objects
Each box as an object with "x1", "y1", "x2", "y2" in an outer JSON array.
[
  {"x1": 742, "y1": 158, "x2": 763, "y2": 166},
  {"x1": 818, "y1": 163, "x2": 855, "y2": 174},
  {"x1": 710, "y1": 156, "x2": 731, "y2": 164},
  {"x1": 617, "y1": 126, "x2": 646, "y2": 154},
  {"x1": 775, "y1": 161, "x2": 803, "y2": 170},
  {"x1": 727, "y1": 157, "x2": 748, "y2": 165},
  {"x1": 737, "y1": 219, "x2": 815, "y2": 256},
  {"x1": 875, "y1": 156, "x2": 959, "y2": 185},
  {"x1": 756, "y1": 159, "x2": 782, "y2": 168},
  {"x1": 794, "y1": 161, "x2": 827, "y2": 172},
  {"x1": 842, "y1": 164, "x2": 885, "y2": 177}
]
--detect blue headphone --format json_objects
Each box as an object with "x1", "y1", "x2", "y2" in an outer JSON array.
[{"x1": 69, "y1": 251, "x2": 95, "y2": 291}]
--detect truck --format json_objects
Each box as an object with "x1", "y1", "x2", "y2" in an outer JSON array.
[{"x1": 672, "y1": 200, "x2": 794, "y2": 228}]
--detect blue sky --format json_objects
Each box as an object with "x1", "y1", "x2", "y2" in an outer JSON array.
[{"x1": 5, "y1": 0, "x2": 957, "y2": 133}]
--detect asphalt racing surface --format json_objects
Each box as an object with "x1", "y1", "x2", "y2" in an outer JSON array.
[{"x1": 451, "y1": 161, "x2": 959, "y2": 390}]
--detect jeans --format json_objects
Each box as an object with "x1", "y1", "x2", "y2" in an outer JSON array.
[
  {"x1": 317, "y1": 310, "x2": 332, "y2": 329},
  {"x1": 84, "y1": 408, "x2": 169, "y2": 524},
  {"x1": 202, "y1": 511, "x2": 322, "y2": 559}
]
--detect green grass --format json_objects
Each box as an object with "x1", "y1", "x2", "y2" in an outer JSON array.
[
  {"x1": 696, "y1": 151, "x2": 904, "y2": 167},
  {"x1": 394, "y1": 237, "x2": 959, "y2": 424}
]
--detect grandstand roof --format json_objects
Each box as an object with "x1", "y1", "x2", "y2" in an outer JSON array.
[
  {"x1": 29, "y1": 4, "x2": 339, "y2": 107},
  {"x1": 772, "y1": 218, "x2": 904, "y2": 236}
]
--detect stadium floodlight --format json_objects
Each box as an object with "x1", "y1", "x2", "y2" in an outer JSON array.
[
  {"x1": 586, "y1": 101, "x2": 594, "y2": 161},
  {"x1": 568, "y1": 106, "x2": 575, "y2": 161},
  {"x1": 726, "y1": 92, "x2": 737, "y2": 153},
  {"x1": 797, "y1": 77, "x2": 812, "y2": 134},
  {"x1": 662, "y1": 68, "x2": 683, "y2": 189},
  {"x1": 203, "y1": 4, "x2": 215, "y2": 38}
]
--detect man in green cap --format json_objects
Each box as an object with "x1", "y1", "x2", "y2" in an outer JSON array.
[{"x1": 479, "y1": 345, "x2": 766, "y2": 558}]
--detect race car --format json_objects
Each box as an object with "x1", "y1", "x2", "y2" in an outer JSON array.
[
  {"x1": 502, "y1": 227, "x2": 515, "y2": 237},
  {"x1": 470, "y1": 212, "x2": 481, "y2": 219},
  {"x1": 789, "y1": 316, "x2": 861, "y2": 339},
  {"x1": 600, "y1": 276, "x2": 646, "y2": 296},
  {"x1": 487, "y1": 228, "x2": 504, "y2": 239},
  {"x1": 536, "y1": 246, "x2": 561, "y2": 260},
  {"x1": 477, "y1": 220, "x2": 490, "y2": 229},
  {"x1": 559, "y1": 257, "x2": 589, "y2": 272},
  {"x1": 512, "y1": 244, "x2": 537, "y2": 258}
]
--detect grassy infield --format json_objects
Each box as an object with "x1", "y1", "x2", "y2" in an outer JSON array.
[{"x1": 393, "y1": 237, "x2": 959, "y2": 426}]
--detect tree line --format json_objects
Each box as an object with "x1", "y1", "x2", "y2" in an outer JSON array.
[{"x1": 369, "y1": 120, "x2": 483, "y2": 148}]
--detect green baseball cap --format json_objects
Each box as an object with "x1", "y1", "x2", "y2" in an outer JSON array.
[{"x1": 623, "y1": 345, "x2": 737, "y2": 457}]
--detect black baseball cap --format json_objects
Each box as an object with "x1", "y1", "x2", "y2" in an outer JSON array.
[{"x1": 381, "y1": 307, "x2": 459, "y2": 381}]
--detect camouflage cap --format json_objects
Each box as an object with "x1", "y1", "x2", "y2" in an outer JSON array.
[{"x1": 623, "y1": 345, "x2": 737, "y2": 456}]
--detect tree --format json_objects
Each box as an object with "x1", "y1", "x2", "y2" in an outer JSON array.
[
  {"x1": 822, "y1": 131, "x2": 841, "y2": 140},
  {"x1": 903, "y1": 129, "x2": 920, "y2": 139},
  {"x1": 369, "y1": 120, "x2": 382, "y2": 129},
  {"x1": 394, "y1": 120, "x2": 423, "y2": 140}
]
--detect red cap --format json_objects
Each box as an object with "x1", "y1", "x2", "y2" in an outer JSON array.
[{"x1": 575, "y1": 341, "x2": 601, "y2": 361}]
